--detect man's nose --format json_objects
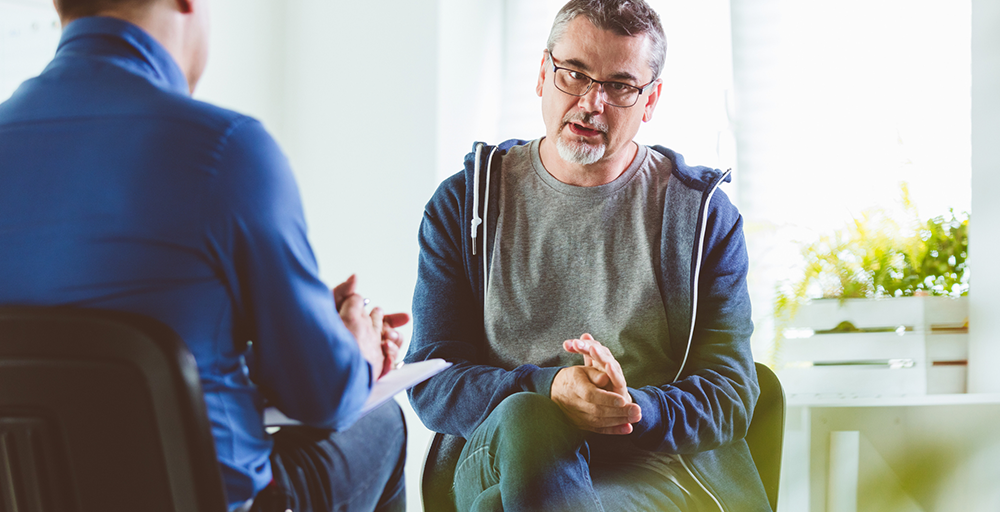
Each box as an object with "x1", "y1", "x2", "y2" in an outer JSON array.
[{"x1": 578, "y1": 83, "x2": 606, "y2": 114}]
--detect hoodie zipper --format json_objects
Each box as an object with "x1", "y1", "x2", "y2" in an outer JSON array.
[{"x1": 672, "y1": 168, "x2": 733, "y2": 512}]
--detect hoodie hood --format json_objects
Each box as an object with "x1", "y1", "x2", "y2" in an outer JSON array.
[{"x1": 649, "y1": 145, "x2": 731, "y2": 192}]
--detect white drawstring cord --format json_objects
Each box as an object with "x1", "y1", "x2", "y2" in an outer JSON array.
[{"x1": 470, "y1": 143, "x2": 484, "y2": 255}]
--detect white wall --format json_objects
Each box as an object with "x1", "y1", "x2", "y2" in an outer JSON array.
[
  {"x1": 435, "y1": 0, "x2": 504, "y2": 181},
  {"x1": 281, "y1": 3, "x2": 439, "y2": 508},
  {"x1": 968, "y1": 0, "x2": 1000, "y2": 393},
  {"x1": 197, "y1": 1, "x2": 440, "y2": 509}
]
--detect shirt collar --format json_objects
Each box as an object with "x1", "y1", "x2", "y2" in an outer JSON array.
[{"x1": 56, "y1": 16, "x2": 190, "y2": 96}]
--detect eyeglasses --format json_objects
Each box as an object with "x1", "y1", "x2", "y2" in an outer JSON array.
[{"x1": 547, "y1": 52, "x2": 657, "y2": 108}]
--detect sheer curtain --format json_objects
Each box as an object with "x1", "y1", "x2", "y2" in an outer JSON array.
[{"x1": 730, "y1": 0, "x2": 972, "y2": 358}]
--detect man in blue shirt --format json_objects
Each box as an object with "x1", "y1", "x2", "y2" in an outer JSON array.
[{"x1": 0, "y1": 0, "x2": 407, "y2": 510}]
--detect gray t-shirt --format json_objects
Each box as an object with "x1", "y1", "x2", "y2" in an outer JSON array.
[
  {"x1": 484, "y1": 138, "x2": 673, "y2": 390},
  {"x1": 482, "y1": 139, "x2": 714, "y2": 506}
]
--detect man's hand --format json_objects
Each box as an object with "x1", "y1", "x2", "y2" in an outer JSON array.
[
  {"x1": 332, "y1": 275, "x2": 411, "y2": 379},
  {"x1": 550, "y1": 365, "x2": 641, "y2": 435},
  {"x1": 332, "y1": 274, "x2": 359, "y2": 311},
  {"x1": 563, "y1": 333, "x2": 627, "y2": 397},
  {"x1": 338, "y1": 293, "x2": 385, "y2": 378}
]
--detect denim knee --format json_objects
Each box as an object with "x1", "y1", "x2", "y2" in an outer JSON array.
[{"x1": 490, "y1": 392, "x2": 570, "y2": 436}]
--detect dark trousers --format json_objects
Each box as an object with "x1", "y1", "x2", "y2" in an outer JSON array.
[
  {"x1": 453, "y1": 392, "x2": 701, "y2": 512},
  {"x1": 250, "y1": 401, "x2": 407, "y2": 512}
]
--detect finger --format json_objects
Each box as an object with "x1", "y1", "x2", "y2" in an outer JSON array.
[
  {"x1": 576, "y1": 380, "x2": 629, "y2": 408},
  {"x1": 562, "y1": 339, "x2": 596, "y2": 367},
  {"x1": 626, "y1": 403, "x2": 642, "y2": 423},
  {"x1": 339, "y1": 293, "x2": 367, "y2": 319},
  {"x1": 590, "y1": 370, "x2": 611, "y2": 389},
  {"x1": 592, "y1": 423, "x2": 634, "y2": 436},
  {"x1": 585, "y1": 343, "x2": 614, "y2": 368},
  {"x1": 588, "y1": 345, "x2": 627, "y2": 391},
  {"x1": 382, "y1": 312, "x2": 410, "y2": 328},
  {"x1": 583, "y1": 344, "x2": 626, "y2": 388},
  {"x1": 558, "y1": 398, "x2": 635, "y2": 427},
  {"x1": 332, "y1": 274, "x2": 357, "y2": 308},
  {"x1": 380, "y1": 342, "x2": 400, "y2": 378},
  {"x1": 382, "y1": 329, "x2": 404, "y2": 349},
  {"x1": 382, "y1": 326, "x2": 402, "y2": 345},
  {"x1": 568, "y1": 401, "x2": 637, "y2": 428},
  {"x1": 370, "y1": 306, "x2": 385, "y2": 332},
  {"x1": 384, "y1": 339, "x2": 400, "y2": 361},
  {"x1": 563, "y1": 339, "x2": 587, "y2": 355}
]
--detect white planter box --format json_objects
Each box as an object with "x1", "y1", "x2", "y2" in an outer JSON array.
[{"x1": 778, "y1": 297, "x2": 968, "y2": 398}]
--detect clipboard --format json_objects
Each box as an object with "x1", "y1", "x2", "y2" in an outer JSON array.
[{"x1": 263, "y1": 358, "x2": 451, "y2": 426}]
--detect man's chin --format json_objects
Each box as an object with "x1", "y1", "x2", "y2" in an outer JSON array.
[{"x1": 556, "y1": 137, "x2": 606, "y2": 166}]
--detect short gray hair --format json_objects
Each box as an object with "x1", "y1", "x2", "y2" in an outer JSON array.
[{"x1": 546, "y1": 0, "x2": 667, "y2": 80}]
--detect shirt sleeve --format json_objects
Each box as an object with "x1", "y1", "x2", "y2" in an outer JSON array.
[{"x1": 208, "y1": 117, "x2": 373, "y2": 430}]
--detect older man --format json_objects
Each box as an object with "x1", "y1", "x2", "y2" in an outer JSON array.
[
  {"x1": 406, "y1": 0, "x2": 769, "y2": 510},
  {"x1": 0, "y1": 1, "x2": 407, "y2": 511}
]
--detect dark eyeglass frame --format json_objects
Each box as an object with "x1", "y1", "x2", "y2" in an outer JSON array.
[{"x1": 546, "y1": 51, "x2": 658, "y2": 108}]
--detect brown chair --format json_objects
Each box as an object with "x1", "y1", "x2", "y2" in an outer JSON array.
[
  {"x1": 0, "y1": 306, "x2": 228, "y2": 511},
  {"x1": 421, "y1": 362, "x2": 785, "y2": 511}
]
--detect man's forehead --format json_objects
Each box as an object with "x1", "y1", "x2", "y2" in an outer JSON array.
[{"x1": 550, "y1": 16, "x2": 653, "y2": 82}]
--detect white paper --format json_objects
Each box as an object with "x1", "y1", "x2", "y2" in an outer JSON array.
[{"x1": 263, "y1": 358, "x2": 451, "y2": 427}]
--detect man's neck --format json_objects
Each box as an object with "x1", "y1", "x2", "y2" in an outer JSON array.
[
  {"x1": 61, "y1": 5, "x2": 197, "y2": 93},
  {"x1": 538, "y1": 138, "x2": 639, "y2": 187}
]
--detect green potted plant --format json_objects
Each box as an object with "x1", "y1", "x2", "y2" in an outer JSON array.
[{"x1": 773, "y1": 185, "x2": 969, "y2": 397}]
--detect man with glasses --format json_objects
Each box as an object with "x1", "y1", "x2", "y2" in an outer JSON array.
[{"x1": 406, "y1": 0, "x2": 768, "y2": 510}]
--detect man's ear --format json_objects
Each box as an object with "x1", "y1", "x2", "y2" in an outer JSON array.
[
  {"x1": 536, "y1": 50, "x2": 549, "y2": 97},
  {"x1": 641, "y1": 79, "x2": 663, "y2": 123},
  {"x1": 175, "y1": 0, "x2": 194, "y2": 14}
]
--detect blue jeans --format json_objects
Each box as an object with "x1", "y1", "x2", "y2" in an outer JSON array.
[
  {"x1": 453, "y1": 393, "x2": 699, "y2": 512},
  {"x1": 250, "y1": 401, "x2": 407, "y2": 512}
]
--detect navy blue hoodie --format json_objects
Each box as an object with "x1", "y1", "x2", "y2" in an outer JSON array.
[{"x1": 406, "y1": 140, "x2": 770, "y2": 511}]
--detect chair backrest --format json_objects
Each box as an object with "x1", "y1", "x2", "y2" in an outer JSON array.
[
  {"x1": 747, "y1": 361, "x2": 786, "y2": 511},
  {"x1": 0, "y1": 307, "x2": 228, "y2": 512},
  {"x1": 421, "y1": 362, "x2": 786, "y2": 512}
]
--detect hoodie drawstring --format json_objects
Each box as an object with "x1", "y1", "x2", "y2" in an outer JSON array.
[{"x1": 470, "y1": 143, "x2": 484, "y2": 255}]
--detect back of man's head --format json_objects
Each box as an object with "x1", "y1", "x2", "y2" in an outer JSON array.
[
  {"x1": 55, "y1": 0, "x2": 153, "y2": 21},
  {"x1": 547, "y1": 0, "x2": 667, "y2": 80}
]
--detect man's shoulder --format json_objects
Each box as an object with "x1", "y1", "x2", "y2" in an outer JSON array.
[
  {"x1": 432, "y1": 139, "x2": 533, "y2": 202},
  {"x1": 1, "y1": 70, "x2": 259, "y2": 146},
  {"x1": 155, "y1": 93, "x2": 259, "y2": 139},
  {"x1": 647, "y1": 145, "x2": 732, "y2": 193}
]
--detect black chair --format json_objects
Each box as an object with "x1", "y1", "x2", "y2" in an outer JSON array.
[
  {"x1": 421, "y1": 362, "x2": 786, "y2": 511},
  {"x1": 745, "y1": 361, "x2": 786, "y2": 510},
  {"x1": 0, "y1": 306, "x2": 228, "y2": 512}
]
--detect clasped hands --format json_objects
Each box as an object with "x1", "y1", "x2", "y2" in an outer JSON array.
[
  {"x1": 333, "y1": 275, "x2": 410, "y2": 379},
  {"x1": 551, "y1": 333, "x2": 642, "y2": 435}
]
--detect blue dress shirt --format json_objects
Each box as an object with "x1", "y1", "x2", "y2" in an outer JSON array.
[{"x1": 0, "y1": 17, "x2": 373, "y2": 506}]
